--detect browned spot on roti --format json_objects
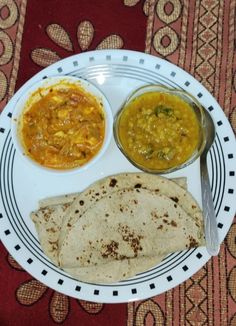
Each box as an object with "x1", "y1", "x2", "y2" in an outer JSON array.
[
  {"x1": 62, "y1": 203, "x2": 70, "y2": 211},
  {"x1": 134, "y1": 183, "x2": 142, "y2": 188},
  {"x1": 188, "y1": 236, "x2": 199, "y2": 248},
  {"x1": 101, "y1": 240, "x2": 119, "y2": 258},
  {"x1": 79, "y1": 200, "x2": 84, "y2": 206},
  {"x1": 170, "y1": 197, "x2": 179, "y2": 203},
  {"x1": 118, "y1": 224, "x2": 143, "y2": 256},
  {"x1": 48, "y1": 240, "x2": 58, "y2": 251},
  {"x1": 41, "y1": 208, "x2": 53, "y2": 222},
  {"x1": 46, "y1": 227, "x2": 56, "y2": 233},
  {"x1": 49, "y1": 240, "x2": 58, "y2": 245},
  {"x1": 130, "y1": 237, "x2": 143, "y2": 256},
  {"x1": 109, "y1": 178, "x2": 117, "y2": 187},
  {"x1": 151, "y1": 211, "x2": 158, "y2": 219}
]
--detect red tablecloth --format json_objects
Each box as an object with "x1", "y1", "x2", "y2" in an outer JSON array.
[{"x1": 0, "y1": 0, "x2": 236, "y2": 324}]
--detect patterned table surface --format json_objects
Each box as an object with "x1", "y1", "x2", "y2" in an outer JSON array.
[{"x1": 0, "y1": 0, "x2": 236, "y2": 325}]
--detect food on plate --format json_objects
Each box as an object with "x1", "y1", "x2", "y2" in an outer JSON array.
[
  {"x1": 114, "y1": 88, "x2": 205, "y2": 173},
  {"x1": 31, "y1": 174, "x2": 200, "y2": 263},
  {"x1": 19, "y1": 80, "x2": 105, "y2": 169},
  {"x1": 60, "y1": 188, "x2": 203, "y2": 282},
  {"x1": 57, "y1": 173, "x2": 202, "y2": 252},
  {"x1": 31, "y1": 173, "x2": 205, "y2": 283},
  {"x1": 32, "y1": 176, "x2": 188, "y2": 265},
  {"x1": 64, "y1": 255, "x2": 166, "y2": 284}
]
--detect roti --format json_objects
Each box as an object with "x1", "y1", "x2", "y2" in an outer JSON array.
[
  {"x1": 31, "y1": 203, "x2": 70, "y2": 264},
  {"x1": 30, "y1": 173, "x2": 204, "y2": 270},
  {"x1": 59, "y1": 188, "x2": 203, "y2": 282},
  {"x1": 64, "y1": 255, "x2": 165, "y2": 283},
  {"x1": 57, "y1": 174, "x2": 202, "y2": 250}
]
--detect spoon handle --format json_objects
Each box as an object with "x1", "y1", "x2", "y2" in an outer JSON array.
[{"x1": 200, "y1": 155, "x2": 220, "y2": 256}]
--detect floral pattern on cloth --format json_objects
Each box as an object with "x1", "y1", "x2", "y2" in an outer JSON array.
[
  {"x1": 124, "y1": 0, "x2": 151, "y2": 16},
  {"x1": 31, "y1": 22, "x2": 124, "y2": 68},
  {"x1": 0, "y1": 0, "x2": 25, "y2": 111},
  {"x1": 7, "y1": 254, "x2": 104, "y2": 323}
]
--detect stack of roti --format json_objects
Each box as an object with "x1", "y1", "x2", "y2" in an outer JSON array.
[{"x1": 31, "y1": 173, "x2": 205, "y2": 283}]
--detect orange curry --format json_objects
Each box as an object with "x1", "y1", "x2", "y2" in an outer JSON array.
[{"x1": 20, "y1": 82, "x2": 105, "y2": 169}]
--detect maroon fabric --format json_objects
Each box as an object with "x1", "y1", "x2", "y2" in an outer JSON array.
[
  {"x1": 0, "y1": 241, "x2": 127, "y2": 325},
  {"x1": 16, "y1": 0, "x2": 147, "y2": 88}
]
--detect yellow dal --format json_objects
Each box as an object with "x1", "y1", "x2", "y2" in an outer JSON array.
[{"x1": 118, "y1": 92, "x2": 201, "y2": 170}]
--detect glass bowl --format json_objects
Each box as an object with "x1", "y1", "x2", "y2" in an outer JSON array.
[
  {"x1": 11, "y1": 76, "x2": 113, "y2": 174},
  {"x1": 113, "y1": 84, "x2": 207, "y2": 174}
]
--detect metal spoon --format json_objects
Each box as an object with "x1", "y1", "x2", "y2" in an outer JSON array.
[{"x1": 200, "y1": 109, "x2": 220, "y2": 256}]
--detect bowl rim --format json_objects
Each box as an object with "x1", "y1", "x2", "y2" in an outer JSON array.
[
  {"x1": 113, "y1": 84, "x2": 207, "y2": 175},
  {"x1": 11, "y1": 75, "x2": 113, "y2": 175}
]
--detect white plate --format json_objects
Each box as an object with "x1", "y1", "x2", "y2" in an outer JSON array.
[{"x1": 0, "y1": 50, "x2": 235, "y2": 303}]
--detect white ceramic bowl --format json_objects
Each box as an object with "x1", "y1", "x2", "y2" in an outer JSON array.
[{"x1": 11, "y1": 76, "x2": 113, "y2": 174}]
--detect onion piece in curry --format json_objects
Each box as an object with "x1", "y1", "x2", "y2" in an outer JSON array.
[{"x1": 20, "y1": 81, "x2": 105, "y2": 170}]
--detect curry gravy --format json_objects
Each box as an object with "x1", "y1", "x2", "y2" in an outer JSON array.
[
  {"x1": 118, "y1": 91, "x2": 200, "y2": 170},
  {"x1": 20, "y1": 82, "x2": 105, "y2": 169}
]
